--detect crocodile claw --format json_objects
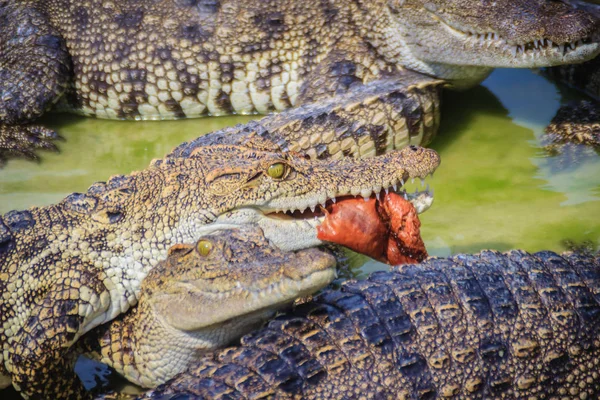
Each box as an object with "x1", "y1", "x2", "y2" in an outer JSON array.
[{"x1": 0, "y1": 123, "x2": 62, "y2": 166}]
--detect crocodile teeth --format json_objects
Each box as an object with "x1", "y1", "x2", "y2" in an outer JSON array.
[
  {"x1": 393, "y1": 183, "x2": 398, "y2": 191},
  {"x1": 384, "y1": 188, "x2": 389, "y2": 195},
  {"x1": 310, "y1": 205, "x2": 316, "y2": 213},
  {"x1": 363, "y1": 196, "x2": 370, "y2": 202},
  {"x1": 375, "y1": 192, "x2": 381, "y2": 201},
  {"x1": 331, "y1": 197, "x2": 336, "y2": 204}
]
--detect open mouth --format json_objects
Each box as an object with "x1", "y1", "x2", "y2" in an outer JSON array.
[
  {"x1": 433, "y1": 14, "x2": 597, "y2": 58},
  {"x1": 262, "y1": 182, "x2": 433, "y2": 264}
]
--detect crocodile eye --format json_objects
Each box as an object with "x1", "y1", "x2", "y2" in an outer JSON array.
[
  {"x1": 267, "y1": 162, "x2": 287, "y2": 179},
  {"x1": 196, "y1": 240, "x2": 214, "y2": 256}
]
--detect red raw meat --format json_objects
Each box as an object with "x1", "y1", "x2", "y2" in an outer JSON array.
[{"x1": 317, "y1": 192, "x2": 427, "y2": 264}]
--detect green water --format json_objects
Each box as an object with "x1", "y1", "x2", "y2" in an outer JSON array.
[
  {"x1": 1, "y1": 69, "x2": 598, "y2": 270},
  {"x1": 1, "y1": 68, "x2": 599, "y2": 396}
]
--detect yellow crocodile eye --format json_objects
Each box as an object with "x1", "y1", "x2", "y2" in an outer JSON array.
[
  {"x1": 267, "y1": 162, "x2": 287, "y2": 179},
  {"x1": 196, "y1": 240, "x2": 213, "y2": 256}
]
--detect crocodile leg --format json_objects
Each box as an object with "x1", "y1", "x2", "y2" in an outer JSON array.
[
  {"x1": 4, "y1": 263, "x2": 110, "y2": 399},
  {"x1": 0, "y1": 1, "x2": 71, "y2": 166}
]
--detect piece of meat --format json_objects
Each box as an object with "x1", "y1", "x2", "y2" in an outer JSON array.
[{"x1": 317, "y1": 192, "x2": 427, "y2": 264}]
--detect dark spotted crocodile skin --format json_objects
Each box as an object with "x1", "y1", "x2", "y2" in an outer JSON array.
[{"x1": 140, "y1": 250, "x2": 600, "y2": 400}]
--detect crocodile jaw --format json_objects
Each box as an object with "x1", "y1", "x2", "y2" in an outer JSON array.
[
  {"x1": 197, "y1": 189, "x2": 434, "y2": 252},
  {"x1": 380, "y1": 0, "x2": 600, "y2": 86}
]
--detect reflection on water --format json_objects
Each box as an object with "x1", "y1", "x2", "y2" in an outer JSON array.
[
  {"x1": 1, "y1": 68, "x2": 599, "y2": 396},
  {"x1": 1, "y1": 68, "x2": 599, "y2": 275}
]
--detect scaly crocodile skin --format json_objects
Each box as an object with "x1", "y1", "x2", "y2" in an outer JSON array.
[
  {"x1": 77, "y1": 226, "x2": 336, "y2": 388},
  {"x1": 170, "y1": 74, "x2": 443, "y2": 158},
  {"x1": 0, "y1": 137, "x2": 438, "y2": 398},
  {"x1": 140, "y1": 250, "x2": 600, "y2": 400}
]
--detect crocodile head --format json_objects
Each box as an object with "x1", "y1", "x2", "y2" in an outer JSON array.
[
  {"x1": 142, "y1": 226, "x2": 336, "y2": 342},
  {"x1": 178, "y1": 143, "x2": 439, "y2": 252},
  {"x1": 379, "y1": 0, "x2": 600, "y2": 86}
]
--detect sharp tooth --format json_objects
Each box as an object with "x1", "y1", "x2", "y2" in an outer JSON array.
[
  {"x1": 403, "y1": 191, "x2": 408, "y2": 200},
  {"x1": 331, "y1": 197, "x2": 336, "y2": 204},
  {"x1": 363, "y1": 196, "x2": 370, "y2": 202},
  {"x1": 393, "y1": 183, "x2": 398, "y2": 191},
  {"x1": 310, "y1": 205, "x2": 316, "y2": 213},
  {"x1": 420, "y1": 178, "x2": 425, "y2": 187},
  {"x1": 376, "y1": 192, "x2": 381, "y2": 201},
  {"x1": 384, "y1": 187, "x2": 389, "y2": 195},
  {"x1": 400, "y1": 178, "x2": 405, "y2": 186}
]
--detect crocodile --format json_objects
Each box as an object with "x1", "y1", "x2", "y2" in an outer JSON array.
[
  {"x1": 544, "y1": 100, "x2": 600, "y2": 153},
  {"x1": 138, "y1": 250, "x2": 600, "y2": 400},
  {"x1": 0, "y1": 133, "x2": 438, "y2": 399},
  {"x1": 1, "y1": 0, "x2": 599, "y2": 165},
  {"x1": 539, "y1": 0, "x2": 600, "y2": 156},
  {"x1": 75, "y1": 226, "x2": 336, "y2": 390}
]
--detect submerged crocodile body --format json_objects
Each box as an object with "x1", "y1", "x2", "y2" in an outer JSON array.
[
  {"x1": 543, "y1": 58, "x2": 600, "y2": 155},
  {"x1": 1, "y1": 0, "x2": 599, "y2": 164},
  {"x1": 0, "y1": 125, "x2": 438, "y2": 399},
  {"x1": 544, "y1": 100, "x2": 600, "y2": 154},
  {"x1": 140, "y1": 250, "x2": 600, "y2": 400},
  {"x1": 542, "y1": 1, "x2": 600, "y2": 153},
  {"x1": 77, "y1": 226, "x2": 336, "y2": 389}
]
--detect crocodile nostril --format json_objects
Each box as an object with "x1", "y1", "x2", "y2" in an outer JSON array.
[{"x1": 409, "y1": 145, "x2": 418, "y2": 151}]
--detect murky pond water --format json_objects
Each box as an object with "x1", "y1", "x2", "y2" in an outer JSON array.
[{"x1": 1, "y1": 68, "x2": 599, "y2": 396}]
